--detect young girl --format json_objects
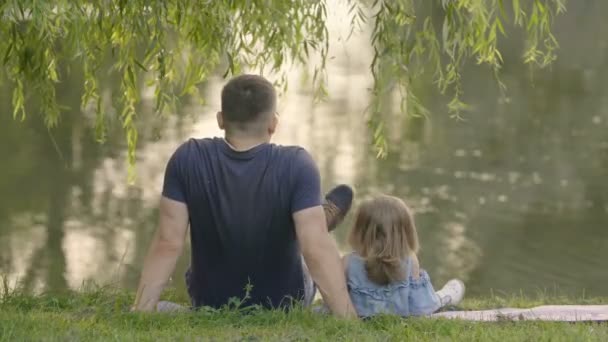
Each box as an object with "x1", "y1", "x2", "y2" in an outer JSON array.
[{"x1": 345, "y1": 195, "x2": 465, "y2": 318}]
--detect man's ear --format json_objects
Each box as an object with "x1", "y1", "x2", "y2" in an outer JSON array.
[
  {"x1": 268, "y1": 113, "x2": 279, "y2": 135},
  {"x1": 216, "y1": 111, "x2": 225, "y2": 130}
]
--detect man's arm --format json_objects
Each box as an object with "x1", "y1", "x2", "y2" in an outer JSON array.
[
  {"x1": 294, "y1": 206, "x2": 357, "y2": 318},
  {"x1": 132, "y1": 196, "x2": 189, "y2": 311}
]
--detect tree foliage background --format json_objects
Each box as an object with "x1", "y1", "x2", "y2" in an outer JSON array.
[{"x1": 0, "y1": 0, "x2": 566, "y2": 171}]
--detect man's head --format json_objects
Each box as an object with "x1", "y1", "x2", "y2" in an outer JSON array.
[{"x1": 217, "y1": 74, "x2": 278, "y2": 139}]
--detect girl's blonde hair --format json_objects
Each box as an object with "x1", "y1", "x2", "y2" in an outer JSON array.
[{"x1": 348, "y1": 195, "x2": 419, "y2": 285}]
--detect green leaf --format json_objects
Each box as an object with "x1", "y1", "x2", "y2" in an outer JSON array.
[{"x1": 134, "y1": 59, "x2": 148, "y2": 72}]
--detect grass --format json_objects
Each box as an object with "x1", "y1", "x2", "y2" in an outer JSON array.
[{"x1": 0, "y1": 287, "x2": 607, "y2": 341}]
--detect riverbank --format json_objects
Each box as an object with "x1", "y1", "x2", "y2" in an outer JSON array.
[{"x1": 1, "y1": 289, "x2": 606, "y2": 341}]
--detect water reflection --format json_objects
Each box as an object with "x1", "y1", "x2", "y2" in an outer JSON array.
[{"x1": 0, "y1": 0, "x2": 607, "y2": 298}]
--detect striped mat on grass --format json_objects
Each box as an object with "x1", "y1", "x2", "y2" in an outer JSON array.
[
  {"x1": 157, "y1": 301, "x2": 608, "y2": 322},
  {"x1": 432, "y1": 305, "x2": 608, "y2": 322}
]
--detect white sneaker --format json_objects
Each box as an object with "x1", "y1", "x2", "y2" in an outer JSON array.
[{"x1": 436, "y1": 279, "x2": 465, "y2": 307}]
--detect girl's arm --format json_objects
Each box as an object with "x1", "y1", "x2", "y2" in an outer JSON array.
[
  {"x1": 341, "y1": 254, "x2": 349, "y2": 275},
  {"x1": 408, "y1": 253, "x2": 443, "y2": 315},
  {"x1": 410, "y1": 253, "x2": 421, "y2": 280}
]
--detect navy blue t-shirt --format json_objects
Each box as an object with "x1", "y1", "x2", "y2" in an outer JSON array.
[{"x1": 162, "y1": 137, "x2": 322, "y2": 309}]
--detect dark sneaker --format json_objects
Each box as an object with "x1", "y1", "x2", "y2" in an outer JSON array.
[{"x1": 323, "y1": 184, "x2": 354, "y2": 231}]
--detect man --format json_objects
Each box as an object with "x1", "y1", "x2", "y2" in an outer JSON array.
[{"x1": 132, "y1": 74, "x2": 357, "y2": 318}]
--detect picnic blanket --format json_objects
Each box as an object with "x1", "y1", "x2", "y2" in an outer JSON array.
[
  {"x1": 431, "y1": 305, "x2": 608, "y2": 322},
  {"x1": 157, "y1": 301, "x2": 608, "y2": 322}
]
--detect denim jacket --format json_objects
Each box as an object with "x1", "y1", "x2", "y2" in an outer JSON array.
[{"x1": 346, "y1": 253, "x2": 441, "y2": 318}]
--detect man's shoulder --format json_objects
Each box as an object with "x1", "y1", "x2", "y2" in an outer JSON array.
[
  {"x1": 270, "y1": 145, "x2": 320, "y2": 172},
  {"x1": 271, "y1": 145, "x2": 319, "y2": 184},
  {"x1": 173, "y1": 137, "x2": 219, "y2": 154},
  {"x1": 166, "y1": 138, "x2": 221, "y2": 171},
  {"x1": 271, "y1": 144, "x2": 310, "y2": 159}
]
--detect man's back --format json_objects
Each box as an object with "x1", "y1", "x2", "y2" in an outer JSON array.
[
  {"x1": 133, "y1": 75, "x2": 356, "y2": 317},
  {"x1": 162, "y1": 137, "x2": 321, "y2": 308}
]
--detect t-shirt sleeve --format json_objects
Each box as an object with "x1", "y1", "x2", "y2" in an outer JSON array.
[
  {"x1": 290, "y1": 148, "x2": 322, "y2": 213},
  {"x1": 161, "y1": 143, "x2": 188, "y2": 203}
]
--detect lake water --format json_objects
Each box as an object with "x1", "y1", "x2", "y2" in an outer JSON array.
[{"x1": 0, "y1": 1, "x2": 607, "y2": 298}]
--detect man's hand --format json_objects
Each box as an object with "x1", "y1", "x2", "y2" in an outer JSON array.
[
  {"x1": 132, "y1": 196, "x2": 189, "y2": 311},
  {"x1": 294, "y1": 206, "x2": 357, "y2": 318}
]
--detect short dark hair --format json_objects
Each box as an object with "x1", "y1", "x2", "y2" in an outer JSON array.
[{"x1": 221, "y1": 74, "x2": 276, "y2": 133}]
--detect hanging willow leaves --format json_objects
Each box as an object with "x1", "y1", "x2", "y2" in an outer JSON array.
[
  {"x1": 0, "y1": 0, "x2": 566, "y2": 170},
  {"x1": 367, "y1": 0, "x2": 565, "y2": 156}
]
